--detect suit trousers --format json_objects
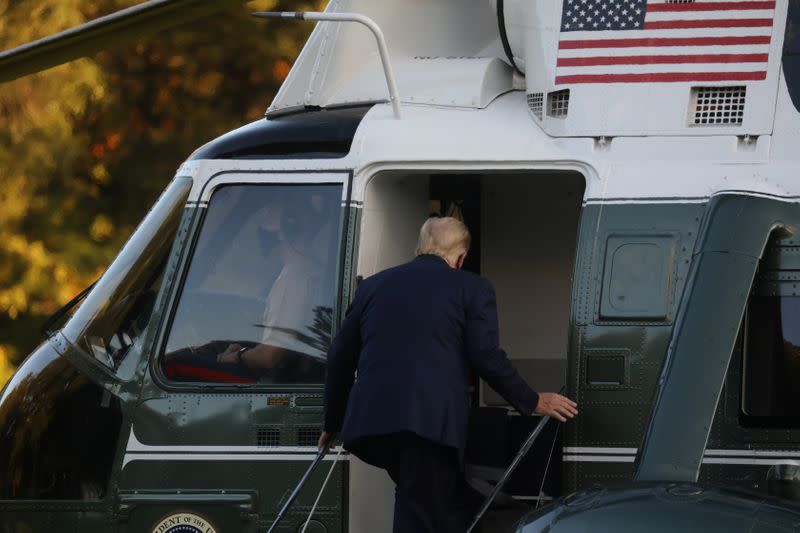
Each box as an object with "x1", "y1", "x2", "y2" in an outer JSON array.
[{"x1": 347, "y1": 432, "x2": 463, "y2": 533}]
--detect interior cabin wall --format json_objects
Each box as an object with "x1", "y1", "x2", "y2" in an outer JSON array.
[
  {"x1": 356, "y1": 171, "x2": 584, "y2": 403},
  {"x1": 356, "y1": 172, "x2": 430, "y2": 277},
  {"x1": 480, "y1": 174, "x2": 584, "y2": 406}
]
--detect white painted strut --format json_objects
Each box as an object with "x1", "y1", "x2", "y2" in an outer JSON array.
[{"x1": 254, "y1": 11, "x2": 403, "y2": 119}]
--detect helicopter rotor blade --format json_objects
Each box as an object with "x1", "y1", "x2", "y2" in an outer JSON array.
[{"x1": 0, "y1": 0, "x2": 246, "y2": 83}]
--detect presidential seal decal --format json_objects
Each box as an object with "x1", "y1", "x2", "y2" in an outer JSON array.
[{"x1": 151, "y1": 512, "x2": 218, "y2": 533}]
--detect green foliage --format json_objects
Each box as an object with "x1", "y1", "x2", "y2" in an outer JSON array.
[{"x1": 0, "y1": 0, "x2": 325, "y2": 376}]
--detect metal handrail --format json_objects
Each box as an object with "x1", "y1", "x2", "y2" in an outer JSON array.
[
  {"x1": 266, "y1": 441, "x2": 333, "y2": 533},
  {"x1": 253, "y1": 11, "x2": 402, "y2": 119},
  {"x1": 466, "y1": 413, "x2": 554, "y2": 533}
]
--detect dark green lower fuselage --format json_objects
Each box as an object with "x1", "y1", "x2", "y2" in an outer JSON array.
[{"x1": 2, "y1": 191, "x2": 800, "y2": 532}]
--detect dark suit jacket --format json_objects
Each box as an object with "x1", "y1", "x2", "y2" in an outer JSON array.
[{"x1": 324, "y1": 254, "x2": 540, "y2": 454}]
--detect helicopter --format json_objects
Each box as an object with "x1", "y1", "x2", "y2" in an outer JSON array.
[{"x1": 3, "y1": 0, "x2": 800, "y2": 531}]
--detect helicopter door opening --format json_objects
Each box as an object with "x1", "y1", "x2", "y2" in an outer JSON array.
[{"x1": 350, "y1": 170, "x2": 585, "y2": 530}]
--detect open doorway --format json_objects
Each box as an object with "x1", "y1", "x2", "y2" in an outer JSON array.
[
  {"x1": 357, "y1": 170, "x2": 584, "y2": 395},
  {"x1": 350, "y1": 169, "x2": 585, "y2": 530}
]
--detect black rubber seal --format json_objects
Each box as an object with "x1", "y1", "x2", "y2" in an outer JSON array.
[{"x1": 497, "y1": 0, "x2": 524, "y2": 76}]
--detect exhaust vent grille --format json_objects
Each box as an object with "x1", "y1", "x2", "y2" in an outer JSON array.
[
  {"x1": 527, "y1": 92, "x2": 544, "y2": 120},
  {"x1": 548, "y1": 89, "x2": 570, "y2": 118},
  {"x1": 297, "y1": 426, "x2": 321, "y2": 447},
  {"x1": 255, "y1": 426, "x2": 281, "y2": 448},
  {"x1": 691, "y1": 86, "x2": 746, "y2": 126}
]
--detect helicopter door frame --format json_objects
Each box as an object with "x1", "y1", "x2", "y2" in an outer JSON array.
[
  {"x1": 345, "y1": 163, "x2": 590, "y2": 530},
  {"x1": 145, "y1": 168, "x2": 355, "y2": 395}
]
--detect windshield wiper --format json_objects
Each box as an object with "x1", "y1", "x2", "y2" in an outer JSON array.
[{"x1": 40, "y1": 280, "x2": 98, "y2": 336}]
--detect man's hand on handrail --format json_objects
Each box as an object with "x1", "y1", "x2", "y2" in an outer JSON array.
[
  {"x1": 534, "y1": 392, "x2": 578, "y2": 422},
  {"x1": 317, "y1": 431, "x2": 338, "y2": 450}
]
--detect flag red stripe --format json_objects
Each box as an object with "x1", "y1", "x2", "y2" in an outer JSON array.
[
  {"x1": 644, "y1": 18, "x2": 773, "y2": 29},
  {"x1": 559, "y1": 35, "x2": 771, "y2": 49},
  {"x1": 555, "y1": 71, "x2": 767, "y2": 84},
  {"x1": 646, "y1": 1, "x2": 775, "y2": 12},
  {"x1": 557, "y1": 53, "x2": 769, "y2": 66}
]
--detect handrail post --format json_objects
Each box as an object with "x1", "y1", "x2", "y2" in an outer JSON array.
[{"x1": 254, "y1": 11, "x2": 403, "y2": 119}]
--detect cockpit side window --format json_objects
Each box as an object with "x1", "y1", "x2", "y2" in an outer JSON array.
[
  {"x1": 161, "y1": 183, "x2": 343, "y2": 386},
  {"x1": 62, "y1": 177, "x2": 192, "y2": 377}
]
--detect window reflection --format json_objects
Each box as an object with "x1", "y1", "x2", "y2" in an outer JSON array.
[
  {"x1": 62, "y1": 177, "x2": 192, "y2": 374},
  {"x1": 163, "y1": 184, "x2": 342, "y2": 385},
  {"x1": 0, "y1": 343, "x2": 121, "y2": 500}
]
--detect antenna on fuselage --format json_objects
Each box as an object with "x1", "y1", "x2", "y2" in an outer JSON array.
[{"x1": 252, "y1": 11, "x2": 403, "y2": 120}]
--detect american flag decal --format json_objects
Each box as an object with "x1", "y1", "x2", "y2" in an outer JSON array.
[{"x1": 557, "y1": 0, "x2": 775, "y2": 84}]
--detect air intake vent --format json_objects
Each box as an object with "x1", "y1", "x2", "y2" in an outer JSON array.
[
  {"x1": 255, "y1": 426, "x2": 280, "y2": 448},
  {"x1": 548, "y1": 89, "x2": 570, "y2": 118},
  {"x1": 690, "y1": 86, "x2": 746, "y2": 126},
  {"x1": 297, "y1": 426, "x2": 321, "y2": 447},
  {"x1": 527, "y1": 92, "x2": 544, "y2": 120}
]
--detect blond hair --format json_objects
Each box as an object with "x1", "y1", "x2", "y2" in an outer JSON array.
[{"x1": 415, "y1": 217, "x2": 471, "y2": 261}]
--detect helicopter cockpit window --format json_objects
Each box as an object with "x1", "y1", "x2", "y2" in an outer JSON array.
[
  {"x1": 61, "y1": 177, "x2": 192, "y2": 376},
  {"x1": 162, "y1": 184, "x2": 342, "y2": 385}
]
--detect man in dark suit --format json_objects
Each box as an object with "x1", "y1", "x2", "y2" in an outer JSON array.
[{"x1": 319, "y1": 217, "x2": 578, "y2": 532}]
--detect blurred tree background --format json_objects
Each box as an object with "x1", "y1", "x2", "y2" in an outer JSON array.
[{"x1": 0, "y1": 0, "x2": 326, "y2": 386}]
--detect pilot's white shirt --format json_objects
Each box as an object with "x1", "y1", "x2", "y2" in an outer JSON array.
[{"x1": 261, "y1": 248, "x2": 324, "y2": 359}]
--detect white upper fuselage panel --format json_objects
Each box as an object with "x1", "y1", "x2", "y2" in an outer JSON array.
[
  {"x1": 268, "y1": 0, "x2": 792, "y2": 140},
  {"x1": 184, "y1": 82, "x2": 800, "y2": 204}
]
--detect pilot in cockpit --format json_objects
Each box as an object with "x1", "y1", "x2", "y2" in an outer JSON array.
[{"x1": 216, "y1": 192, "x2": 329, "y2": 382}]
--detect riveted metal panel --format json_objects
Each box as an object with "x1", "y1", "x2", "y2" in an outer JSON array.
[
  {"x1": 572, "y1": 206, "x2": 600, "y2": 327},
  {"x1": 762, "y1": 245, "x2": 800, "y2": 271},
  {"x1": 564, "y1": 201, "x2": 705, "y2": 493},
  {"x1": 701, "y1": 225, "x2": 800, "y2": 495},
  {"x1": 340, "y1": 206, "x2": 362, "y2": 307},
  {"x1": 637, "y1": 194, "x2": 800, "y2": 484},
  {"x1": 636, "y1": 252, "x2": 758, "y2": 481},
  {"x1": 121, "y1": 392, "x2": 345, "y2": 532}
]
